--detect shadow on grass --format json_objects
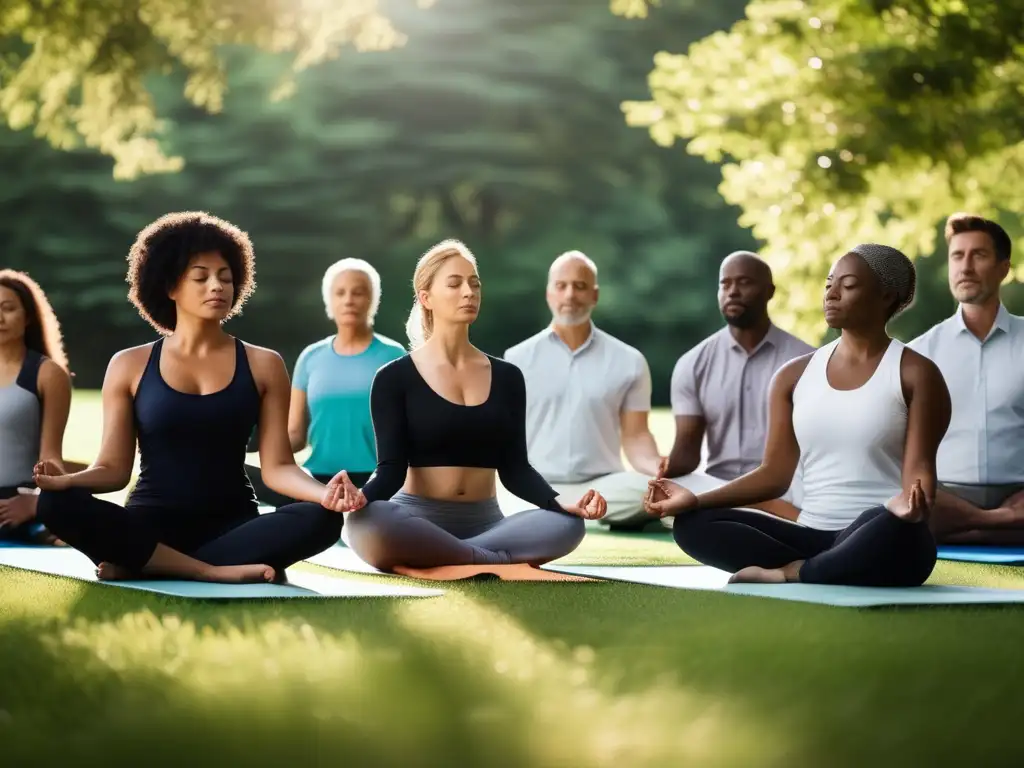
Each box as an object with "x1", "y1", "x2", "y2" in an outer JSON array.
[
  {"x1": 0, "y1": 567, "x2": 783, "y2": 768},
  {"x1": 461, "y1": 562, "x2": 1024, "y2": 768}
]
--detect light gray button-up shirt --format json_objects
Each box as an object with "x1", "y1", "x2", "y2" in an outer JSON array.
[
  {"x1": 671, "y1": 324, "x2": 814, "y2": 481},
  {"x1": 908, "y1": 304, "x2": 1024, "y2": 485},
  {"x1": 504, "y1": 325, "x2": 652, "y2": 483}
]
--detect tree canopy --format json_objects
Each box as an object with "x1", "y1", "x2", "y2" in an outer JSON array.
[
  {"x1": 0, "y1": 0, "x2": 423, "y2": 179},
  {"x1": 0, "y1": 0, "x2": 759, "y2": 395},
  {"x1": 619, "y1": 0, "x2": 1024, "y2": 339}
]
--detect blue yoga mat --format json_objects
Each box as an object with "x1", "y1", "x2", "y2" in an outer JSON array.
[
  {"x1": 542, "y1": 564, "x2": 1024, "y2": 608},
  {"x1": 0, "y1": 547, "x2": 443, "y2": 600},
  {"x1": 937, "y1": 546, "x2": 1024, "y2": 565}
]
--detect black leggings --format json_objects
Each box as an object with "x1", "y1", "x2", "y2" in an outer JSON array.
[
  {"x1": 244, "y1": 465, "x2": 371, "y2": 510},
  {"x1": 673, "y1": 505, "x2": 937, "y2": 587},
  {"x1": 36, "y1": 487, "x2": 342, "y2": 573}
]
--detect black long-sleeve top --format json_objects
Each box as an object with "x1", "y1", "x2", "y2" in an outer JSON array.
[{"x1": 359, "y1": 354, "x2": 562, "y2": 512}]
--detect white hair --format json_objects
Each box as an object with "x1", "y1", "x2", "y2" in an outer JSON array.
[
  {"x1": 321, "y1": 258, "x2": 381, "y2": 324},
  {"x1": 548, "y1": 250, "x2": 599, "y2": 284}
]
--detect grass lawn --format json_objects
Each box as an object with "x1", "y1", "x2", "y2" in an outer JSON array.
[{"x1": 5, "y1": 394, "x2": 1024, "y2": 766}]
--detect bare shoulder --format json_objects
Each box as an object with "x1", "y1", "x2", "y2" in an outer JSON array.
[
  {"x1": 899, "y1": 345, "x2": 945, "y2": 388},
  {"x1": 37, "y1": 358, "x2": 71, "y2": 391},
  {"x1": 106, "y1": 343, "x2": 155, "y2": 386},
  {"x1": 240, "y1": 341, "x2": 287, "y2": 381},
  {"x1": 771, "y1": 352, "x2": 815, "y2": 394}
]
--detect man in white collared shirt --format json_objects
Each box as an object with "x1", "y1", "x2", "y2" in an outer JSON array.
[
  {"x1": 908, "y1": 213, "x2": 1024, "y2": 544},
  {"x1": 503, "y1": 251, "x2": 664, "y2": 529}
]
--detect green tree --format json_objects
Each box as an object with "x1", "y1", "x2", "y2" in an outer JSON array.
[
  {"x1": 1, "y1": 0, "x2": 756, "y2": 400},
  {"x1": 0, "y1": 0, "x2": 424, "y2": 179},
  {"x1": 619, "y1": 0, "x2": 1024, "y2": 340}
]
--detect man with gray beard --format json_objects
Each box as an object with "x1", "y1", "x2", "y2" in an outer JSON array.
[{"x1": 503, "y1": 251, "x2": 663, "y2": 529}]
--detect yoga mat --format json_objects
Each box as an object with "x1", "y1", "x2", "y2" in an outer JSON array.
[
  {"x1": 937, "y1": 546, "x2": 1024, "y2": 565},
  {"x1": 307, "y1": 545, "x2": 596, "y2": 582},
  {"x1": 0, "y1": 540, "x2": 35, "y2": 548},
  {"x1": 542, "y1": 564, "x2": 1024, "y2": 608},
  {"x1": 0, "y1": 547, "x2": 443, "y2": 600}
]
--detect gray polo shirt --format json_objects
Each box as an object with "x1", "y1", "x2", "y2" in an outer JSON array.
[
  {"x1": 908, "y1": 304, "x2": 1024, "y2": 486},
  {"x1": 504, "y1": 325, "x2": 651, "y2": 484},
  {"x1": 671, "y1": 325, "x2": 814, "y2": 480}
]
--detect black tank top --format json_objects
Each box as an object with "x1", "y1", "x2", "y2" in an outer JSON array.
[{"x1": 128, "y1": 338, "x2": 260, "y2": 511}]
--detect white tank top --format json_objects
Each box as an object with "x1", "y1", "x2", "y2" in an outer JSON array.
[{"x1": 792, "y1": 338, "x2": 907, "y2": 530}]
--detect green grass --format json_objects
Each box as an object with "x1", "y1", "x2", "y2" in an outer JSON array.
[{"x1": 5, "y1": 395, "x2": 1024, "y2": 766}]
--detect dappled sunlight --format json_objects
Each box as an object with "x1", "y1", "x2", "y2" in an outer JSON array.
[
  {"x1": 929, "y1": 561, "x2": 1024, "y2": 591},
  {"x1": 0, "y1": 568, "x2": 89, "y2": 622},
  {"x1": 394, "y1": 591, "x2": 787, "y2": 767},
  {"x1": 10, "y1": 591, "x2": 795, "y2": 767}
]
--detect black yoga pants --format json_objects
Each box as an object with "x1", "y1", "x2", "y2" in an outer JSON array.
[
  {"x1": 672, "y1": 505, "x2": 936, "y2": 587},
  {"x1": 36, "y1": 487, "x2": 342, "y2": 573}
]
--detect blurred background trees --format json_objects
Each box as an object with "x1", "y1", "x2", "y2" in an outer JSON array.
[{"x1": 2, "y1": 0, "x2": 1020, "y2": 399}]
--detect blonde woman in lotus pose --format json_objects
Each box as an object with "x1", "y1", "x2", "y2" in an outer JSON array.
[{"x1": 334, "y1": 239, "x2": 606, "y2": 575}]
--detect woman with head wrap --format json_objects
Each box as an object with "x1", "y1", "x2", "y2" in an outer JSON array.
[{"x1": 646, "y1": 244, "x2": 952, "y2": 587}]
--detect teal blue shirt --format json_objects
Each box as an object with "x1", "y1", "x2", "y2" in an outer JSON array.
[{"x1": 293, "y1": 334, "x2": 406, "y2": 475}]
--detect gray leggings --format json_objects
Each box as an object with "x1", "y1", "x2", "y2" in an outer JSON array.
[{"x1": 344, "y1": 492, "x2": 585, "y2": 572}]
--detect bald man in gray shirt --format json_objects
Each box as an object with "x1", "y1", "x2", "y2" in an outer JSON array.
[
  {"x1": 504, "y1": 251, "x2": 664, "y2": 529},
  {"x1": 665, "y1": 252, "x2": 814, "y2": 518}
]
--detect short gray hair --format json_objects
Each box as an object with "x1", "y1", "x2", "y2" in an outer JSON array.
[
  {"x1": 321, "y1": 258, "x2": 381, "y2": 324},
  {"x1": 848, "y1": 243, "x2": 917, "y2": 318}
]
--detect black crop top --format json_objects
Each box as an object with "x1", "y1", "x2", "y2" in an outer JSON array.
[{"x1": 360, "y1": 354, "x2": 562, "y2": 512}]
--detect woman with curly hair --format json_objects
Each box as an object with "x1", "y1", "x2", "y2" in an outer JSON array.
[
  {"x1": 0, "y1": 270, "x2": 72, "y2": 544},
  {"x1": 34, "y1": 212, "x2": 349, "y2": 584}
]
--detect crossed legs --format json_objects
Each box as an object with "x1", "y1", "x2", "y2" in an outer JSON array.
[
  {"x1": 344, "y1": 498, "x2": 585, "y2": 572},
  {"x1": 36, "y1": 487, "x2": 342, "y2": 582}
]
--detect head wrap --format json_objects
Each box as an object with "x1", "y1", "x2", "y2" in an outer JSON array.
[{"x1": 848, "y1": 243, "x2": 917, "y2": 317}]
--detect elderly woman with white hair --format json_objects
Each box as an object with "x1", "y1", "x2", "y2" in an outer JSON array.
[
  {"x1": 647, "y1": 244, "x2": 953, "y2": 587},
  {"x1": 247, "y1": 258, "x2": 405, "y2": 509}
]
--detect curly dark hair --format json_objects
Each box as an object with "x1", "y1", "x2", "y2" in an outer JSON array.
[
  {"x1": 0, "y1": 269, "x2": 69, "y2": 371},
  {"x1": 126, "y1": 211, "x2": 256, "y2": 333}
]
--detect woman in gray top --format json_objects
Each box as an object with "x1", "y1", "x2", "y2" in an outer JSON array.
[{"x1": 0, "y1": 270, "x2": 73, "y2": 544}]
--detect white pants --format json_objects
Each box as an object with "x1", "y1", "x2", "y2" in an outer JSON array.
[
  {"x1": 498, "y1": 471, "x2": 652, "y2": 525},
  {"x1": 499, "y1": 470, "x2": 798, "y2": 529},
  {"x1": 500, "y1": 471, "x2": 728, "y2": 530}
]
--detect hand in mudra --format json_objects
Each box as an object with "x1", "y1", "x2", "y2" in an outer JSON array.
[
  {"x1": 644, "y1": 478, "x2": 698, "y2": 518},
  {"x1": 322, "y1": 470, "x2": 367, "y2": 513},
  {"x1": 563, "y1": 489, "x2": 607, "y2": 520},
  {"x1": 32, "y1": 460, "x2": 71, "y2": 492},
  {"x1": 885, "y1": 480, "x2": 930, "y2": 523}
]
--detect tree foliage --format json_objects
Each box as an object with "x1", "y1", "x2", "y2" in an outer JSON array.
[
  {"x1": 619, "y1": 0, "x2": 1024, "y2": 339},
  {"x1": 0, "y1": 0, "x2": 423, "y2": 179},
  {"x1": 0, "y1": 0, "x2": 759, "y2": 399}
]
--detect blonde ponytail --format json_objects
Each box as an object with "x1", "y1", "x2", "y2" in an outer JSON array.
[
  {"x1": 406, "y1": 239, "x2": 477, "y2": 349},
  {"x1": 405, "y1": 299, "x2": 434, "y2": 350}
]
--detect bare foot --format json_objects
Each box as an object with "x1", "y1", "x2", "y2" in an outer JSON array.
[
  {"x1": 729, "y1": 566, "x2": 787, "y2": 584},
  {"x1": 96, "y1": 562, "x2": 136, "y2": 581},
  {"x1": 729, "y1": 559, "x2": 803, "y2": 584},
  {"x1": 202, "y1": 564, "x2": 276, "y2": 584}
]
